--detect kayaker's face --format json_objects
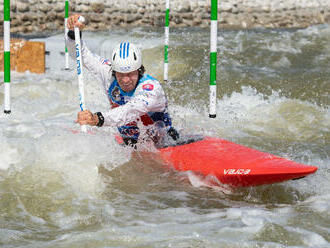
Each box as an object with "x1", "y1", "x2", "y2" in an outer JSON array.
[{"x1": 116, "y1": 70, "x2": 139, "y2": 92}]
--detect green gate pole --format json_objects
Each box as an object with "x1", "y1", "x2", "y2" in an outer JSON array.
[
  {"x1": 4, "y1": 0, "x2": 11, "y2": 114},
  {"x1": 164, "y1": 0, "x2": 169, "y2": 82},
  {"x1": 65, "y1": 0, "x2": 69, "y2": 69},
  {"x1": 209, "y1": 0, "x2": 217, "y2": 118}
]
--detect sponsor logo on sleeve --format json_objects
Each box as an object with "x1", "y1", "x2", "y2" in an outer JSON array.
[
  {"x1": 101, "y1": 58, "x2": 111, "y2": 66},
  {"x1": 142, "y1": 84, "x2": 154, "y2": 91}
]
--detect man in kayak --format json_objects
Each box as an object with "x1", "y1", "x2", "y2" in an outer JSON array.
[{"x1": 66, "y1": 14, "x2": 179, "y2": 147}]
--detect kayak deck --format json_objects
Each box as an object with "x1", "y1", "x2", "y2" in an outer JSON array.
[{"x1": 157, "y1": 136, "x2": 318, "y2": 187}]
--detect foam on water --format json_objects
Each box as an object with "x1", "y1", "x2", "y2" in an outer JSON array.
[
  {"x1": 0, "y1": 138, "x2": 20, "y2": 171},
  {"x1": 166, "y1": 84, "x2": 329, "y2": 198},
  {"x1": 0, "y1": 25, "x2": 329, "y2": 247},
  {"x1": 217, "y1": 86, "x2": 329, "y2": 141},
  {"x1": 0, "y1": 73, "x2": 132, "y2": 199}
]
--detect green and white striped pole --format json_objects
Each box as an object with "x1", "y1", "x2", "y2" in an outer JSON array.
[
  {"x1": 164, "y1": 0, "x2": 169, "y2": 82},
  {"x1": 64, "y1": 0, "x2": 69, "y2": 69},
  {"x1": 209, "y1": 0, "x2": 217, "y2": 118},
  {"x1": 4, "y1": 0, "x2": 11, "y2": 114}
]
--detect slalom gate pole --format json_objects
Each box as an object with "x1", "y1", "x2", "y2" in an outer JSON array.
[
  {"x1": 164, "y1": 0, "x2": 169, "y2": 82},
  {"x1": 74, "y1": 16, "x2": 86, "y2": 132},
  {"x1": 65, "y1": 0, "x2": 69, "y2": 69},
  {"x1": 209, "y1": 0, "x2": 217, "y2": 118},
  {"x1": 4, "y1": 0, "x2": 11, "y2": 114}
]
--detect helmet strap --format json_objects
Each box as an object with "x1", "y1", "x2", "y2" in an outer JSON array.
[{"x1": 138, "y1": 65, "x2": 145, "y2": 79}]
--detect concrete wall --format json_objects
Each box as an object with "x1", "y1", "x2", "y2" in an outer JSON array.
[{"x1": 0, "y1": 0, "x2": 330, "y2": 33}]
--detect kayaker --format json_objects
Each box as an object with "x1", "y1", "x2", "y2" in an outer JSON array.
[{"x1": 66, "y1": 14, "x2": 179, "y2": 147}]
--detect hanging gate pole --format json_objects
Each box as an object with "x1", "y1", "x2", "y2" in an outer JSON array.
[
  {"x1": 209, "y1": 0, "x2": 218, "y2": 118},
  {"x1": 164, "y1": 0, "x2": 170, "y2": 82},
  {"x1": 65, "y1": 0, "x2": 69, "y2": 69},
  {"x1": 4, "y1": 0, "x2": 11, "y2": 114}
]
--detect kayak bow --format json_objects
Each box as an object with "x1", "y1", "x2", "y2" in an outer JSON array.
[{"x1": 157, "y1": 136, "x2": 317, "y2": 187}]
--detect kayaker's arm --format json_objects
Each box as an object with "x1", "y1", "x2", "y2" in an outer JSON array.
[
  {"x1": 76, "y1": 79, "x2": 167, "y2": 127},
  {"x1": 65, "y1": 14, "x2": 113, "y2": 90},
  {"x1": 75, "y1": 99, "x2": 149, "y2": 127},
  {"x1": 102, "y1": 79, "x2": 167, "y2": 126}
]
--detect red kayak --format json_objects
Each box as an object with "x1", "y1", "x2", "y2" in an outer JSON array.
[
  {"x1": 156, "y1": 136, "x2": 317, "y2": 187},
  {"x1": 117, "y1": 135, "x2": 317, "y2": 187}
]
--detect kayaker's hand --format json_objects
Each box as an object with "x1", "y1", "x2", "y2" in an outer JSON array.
[
  {"x1": 67, "y1": 14, "x2": 85, "y2": 31},
  {"x1": 75, "y1": 110, "x2": 98, "y2": 126}
]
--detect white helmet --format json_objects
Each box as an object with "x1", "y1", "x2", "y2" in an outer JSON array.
[{"x1": 111, "y1": 42, "x2": 142, "y2": 73}]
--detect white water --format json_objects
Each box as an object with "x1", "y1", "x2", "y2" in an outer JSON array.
[{"x1": 0, "y1": 26, "x2": 329, "y2": 247}]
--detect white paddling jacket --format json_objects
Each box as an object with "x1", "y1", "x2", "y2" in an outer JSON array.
[{"x1": 66, "y1": 32, "x2": 175, "y2": 143}]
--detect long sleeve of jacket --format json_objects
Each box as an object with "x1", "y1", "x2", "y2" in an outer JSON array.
[
  {"x1": 66, "y1": 33, "x2": 168, "y2": 128},
  {"x1": 103, "y1": 79, "x2": 168, "y2": 127},
  {"x1": 65, "y1": 32, "x2": 113, "y2": 91}
]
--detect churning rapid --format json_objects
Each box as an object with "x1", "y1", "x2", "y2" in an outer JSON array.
[{"x1": 0, "y1": 24, "x2": 329, "y2": 247}]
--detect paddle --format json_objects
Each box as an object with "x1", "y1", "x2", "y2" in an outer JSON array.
[{"x1": 74, "y1": 16, "x2": 87, "y2": 132}]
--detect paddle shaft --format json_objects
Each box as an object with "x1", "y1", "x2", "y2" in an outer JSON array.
[{"x1": 74, "y1": 16, "x2": 86, "y2": 132}]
